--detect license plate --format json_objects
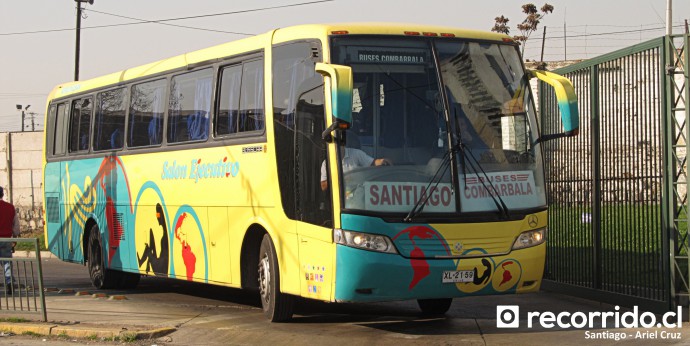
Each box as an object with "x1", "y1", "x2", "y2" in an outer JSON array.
[{"x1": 442, "y1": 270, "x2": 474, "y2": 283}]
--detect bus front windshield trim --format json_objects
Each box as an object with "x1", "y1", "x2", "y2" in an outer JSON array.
[{"x1": 330, "y1": 36, "x2": 546, "y2": 218}]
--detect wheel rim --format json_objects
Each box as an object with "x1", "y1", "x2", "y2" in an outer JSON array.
[{"x1": 258, "y1": 253, "x2": 271, "y2": 305}]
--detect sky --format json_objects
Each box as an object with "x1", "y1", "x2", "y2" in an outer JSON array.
[{"x1": 1, "y1": 0, "x2": 688, "y2": 132}]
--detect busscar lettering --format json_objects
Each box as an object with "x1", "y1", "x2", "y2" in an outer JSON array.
[{"x1": 242, "y1": 146, "x2": 263, "y2": 154}]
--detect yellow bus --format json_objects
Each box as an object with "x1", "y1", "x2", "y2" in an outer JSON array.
[{"x1": 43, "y1": 23, "x2": 579, "y2": 321}]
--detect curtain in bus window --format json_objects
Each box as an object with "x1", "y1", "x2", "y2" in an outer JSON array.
[
  {"x1": 216, "y1": 64, "x2": 242, "y2": 136},
  {"x1": 129, "y1": 79, "x2": 166, "y2": 147},
  {"x1": 188, "y1": 76, "x2": 212, "y2": 140},
  {"x1": 168, "y1": 68, "x2": 212, "y2": 143},
  {"x1": 238, "y1": 60, "x2": 264, "y2": 132},
  {"x1": 149, "y1": 87, "x2": 163, "y2": 145}
]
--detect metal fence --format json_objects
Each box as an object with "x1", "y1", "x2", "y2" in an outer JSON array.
[
  {"x1": 540, "y1": 34, "x2": 689, "y2": 313},
  {"x1": 0, "y1": 238, "x2": 47, "y2": 321}
]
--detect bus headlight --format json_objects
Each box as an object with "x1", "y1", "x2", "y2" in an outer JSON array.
[
  {"x1": 334, "y1": 229, "x2": 398, "y2": 254},
  {"x1": 512, "y1": 228, "x2": 546, "y2": 250}
]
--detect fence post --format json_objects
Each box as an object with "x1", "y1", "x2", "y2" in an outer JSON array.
[
  {"x1": 34, "y1": 238, "x2": 47, "y2": 322},
  {"x1": 591, "y1": 64, "x2": 602, "y2": 289}
]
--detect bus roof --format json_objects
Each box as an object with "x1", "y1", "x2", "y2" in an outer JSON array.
[{"x1": 47, "y1": 23, "x2": 511, "y2": 101}]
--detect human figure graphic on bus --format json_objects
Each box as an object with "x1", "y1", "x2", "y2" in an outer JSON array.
[{"x1": 137, "y1": 203, "x2": 170, "y2": 275}]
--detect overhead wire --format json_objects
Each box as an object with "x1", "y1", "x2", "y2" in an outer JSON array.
[{"x1": 0, "y1": 0, "x2": 334, "y2": 36}]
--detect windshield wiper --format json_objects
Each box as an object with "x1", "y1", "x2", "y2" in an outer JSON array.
[
  {"x1": 458, "y1": 143, "x2": 510, "y2": 219},
  {"x1": 403, "y1": 147, "x2": 454, "y2": 223}
]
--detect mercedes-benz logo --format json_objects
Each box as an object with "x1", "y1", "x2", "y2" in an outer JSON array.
[{"x1": 528, "y1": 215, "x2": 539, "y2": 228}]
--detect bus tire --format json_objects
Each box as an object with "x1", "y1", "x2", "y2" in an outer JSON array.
[
  {"x1": 258, "y1": 234, "x2": 294, "y2": 322},
  {"x1": 417, "y1": 298, "x2": 453, "y2": 315},
  {"x1": 87, "y1": 225, "x2": 119, "y2": 289}
]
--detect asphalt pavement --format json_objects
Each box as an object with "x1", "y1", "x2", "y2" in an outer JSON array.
[{"x1": 0, "y1": 252, "x2": 688, "y2": 345}]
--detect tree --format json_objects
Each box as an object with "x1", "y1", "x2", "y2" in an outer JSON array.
[{"x1": 491, "y1": 3, "x2": 554, "y2": 56}]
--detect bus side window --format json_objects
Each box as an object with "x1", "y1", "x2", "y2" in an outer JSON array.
[
  {"x1": 129, "y1": 79, "x2": 166, "y2": 148},
  {"x1": 238, "y1": 60, "x2": 264, "y2": 133},
  {"x1": 215, "y1": 59, "x2": 265, "y2": 137},
  {"x1": 46, "y1": 105, "x2": 57, "y2": 156},
  {"x1": 54, "y1": 103, "x2": 68, "y2": 156},
  {"x1": 216, "y1": 64, "x2": 242, "y2": 136},
  {"x1": 168, "y1": 68, "x2": 213, "y2": 143},
  {"x1": 94, "y1": 88, "x2": 126, "y2": 151},
  {"x1": 69, "y1": 97, "x2": 93, "y2": 153}
]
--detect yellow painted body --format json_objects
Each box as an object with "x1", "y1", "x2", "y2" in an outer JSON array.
[{"x1": 43, "y1": 23, "x2": 560, "y2": 304}]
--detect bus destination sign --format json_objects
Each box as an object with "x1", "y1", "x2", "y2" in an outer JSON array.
[{"x1": 354, "y1": 49, "x2": 427, "y2": 65}]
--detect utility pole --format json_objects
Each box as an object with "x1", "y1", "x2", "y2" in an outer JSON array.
[
  {"x1": 666, "y1": 0, "x2": 672, "y2": 36},
  {"x1": 74, "y1": 0, "x2": 94, "y2": 81},
  {"x1": 563, "y1": 8, "x2": 567, "y2": 61},
  {"x1": 540, "y1": 26, "x2": 547, "y2": 63},
  {"x1": 15, "y1": 105, "x2": 29, "y2": 132}
]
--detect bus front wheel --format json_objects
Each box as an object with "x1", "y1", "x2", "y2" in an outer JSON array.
[
  {"x1": 417, "y1": 298, "x2": 453, "y2": 315},
  {"x1": 257, "y1": 234, "x2": 294, "y2": 322}
]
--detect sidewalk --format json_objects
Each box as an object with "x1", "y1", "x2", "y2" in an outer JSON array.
[{"x1": 1, "y1": 251, "x2": 176, "y2": 341}]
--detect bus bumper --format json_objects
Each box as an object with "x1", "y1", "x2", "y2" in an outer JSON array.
[{"x1": 334, "y1": 243, "x2": 545, "y2": 302}]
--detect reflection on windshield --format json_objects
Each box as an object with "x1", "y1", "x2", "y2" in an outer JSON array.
[
  {"x1": 331, "y1": 37, "x2": 545, "y2": 216},
  {"x1": 436, "y1": 41, "x2": 545, "y2": 213}
]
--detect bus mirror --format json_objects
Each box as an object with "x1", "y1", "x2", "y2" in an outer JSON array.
[
  {"x1": 315, "y1": 63, "x2": 353, "y2": 125},
  {"x1": 529, "y1": 69, "x2": 580, "y2": 142}
]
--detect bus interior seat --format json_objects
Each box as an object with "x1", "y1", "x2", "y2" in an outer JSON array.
[
  {"x1": 426, "y1": 157, "x2": 444, "y2": 176},
  {"x1": 188, "y1": 112, "x2": 208, "y2": 140},
  {"x1": 407, "y1": 147, "x2": 431, "y2": 165},
  {"x1": 109, "y1": 128, "x2": 121, "y2": 149},
  {"x1": 378, "y1": 146, "x2": 404, "y2": 164},
  {"x1": 148, "y1": 116, "x2": 161, "y2": 145}
]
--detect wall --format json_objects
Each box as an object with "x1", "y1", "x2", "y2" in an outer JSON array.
[{"x1": 0, "y1": 131, "x2": 44, "y2": 232}]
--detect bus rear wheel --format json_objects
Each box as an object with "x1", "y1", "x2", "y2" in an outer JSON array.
[
  {"x1": 87, "y1": 225, "x2": 119, "y2": 289},
  {"x1": 417, "y1": 298, "x2": 453, "y2": 315},
  {"x1": 257, "y1": 234, "x2": 294, "y2": 322}
]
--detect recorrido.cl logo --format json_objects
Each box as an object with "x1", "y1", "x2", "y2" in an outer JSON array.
[{"x1": 496, "y1": 305, "x2": 683, "y2": 329}]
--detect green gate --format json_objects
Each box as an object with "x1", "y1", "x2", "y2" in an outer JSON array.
[{"x1": 540, "y1": 34, "x2": 689, "y2": 314}]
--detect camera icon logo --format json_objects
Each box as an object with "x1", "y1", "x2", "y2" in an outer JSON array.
[{"x1": 496, "y1": 305, "x2": 520, "y2": 328}]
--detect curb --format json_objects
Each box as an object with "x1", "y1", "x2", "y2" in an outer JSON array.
[
  {"x1": 0, "y1": 322, "x2": 175, "y2": 341},
  {"x1": 11, "y1": 251, "x2": 55, "y2": 259}
]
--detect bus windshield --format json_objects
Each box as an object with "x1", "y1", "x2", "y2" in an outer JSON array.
[{"x1": 331, "y1": 37, "x2": 545, "y2": 217}]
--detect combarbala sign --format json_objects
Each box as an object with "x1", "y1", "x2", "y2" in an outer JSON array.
[
  {"x1": 364, "y1": 182, "x2": 455, "y2": 213},
  {"x1": 354, "y1": 50, "x2": 427, "y2": 65},
  {"x1": 460, "y1": 171, "x2": 539, "y2": 212}
]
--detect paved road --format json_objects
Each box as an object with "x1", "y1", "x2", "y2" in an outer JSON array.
[{"x1": 0, "y1": 256, "x2": 688, "y2": 345}]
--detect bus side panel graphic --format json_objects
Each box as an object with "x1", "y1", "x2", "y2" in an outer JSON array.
[{"x1": 54, "y1": 156, "x2": 210, "y2": 282}]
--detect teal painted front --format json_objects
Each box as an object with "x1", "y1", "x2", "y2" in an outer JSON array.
[
  {"x1": 335, "y1": 244, "x2": 459, "y2": 302},
  {"x1": 334, "y1": 213, "x2": 541, "y2": 302}
]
